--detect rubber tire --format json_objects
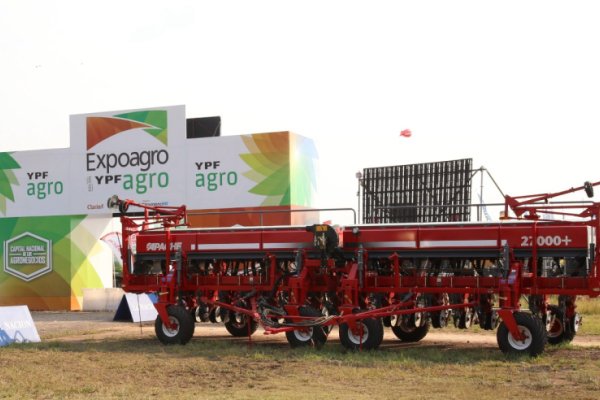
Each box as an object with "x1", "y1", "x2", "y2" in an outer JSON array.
[
  {"x1": 285, "y1": 306, "x2": 328, "y2": 348},
  {"x1": 224, "y1": 312, "x2": 259, "y2": 337},
  {"x1": 193, "y1": 304, "x2": 210, "y2": 323},
  {"x1": 382, "y1": 316, "x2": 392, "y2": 327},
  {"x1": 192, "y1": 307, "x2": 202, "y2": 323},
  {"x1": 431, "y1": 310, "x2": 450, "y2": 329},
  {"x1": 155, "y1": 306, "x2": 195, "y2": 345},
  {"x1": 497, "y1": 312, "x2": 546, "y2": 356},
  {"x1": 479, "y1": 311, "x2": 499, "y2": 331},
  {"x1": 456, "y1": 308, "x2": 473, "y2": 329},
  {"x1": 391, "y1": 320, "x2": 430, "y2": 342},
  {"x1": 339, "y1": 318, "x2": 384, "y2": 351},
  {"x1": 546, "y1": 306, "x2": 576, "y2": 345}
]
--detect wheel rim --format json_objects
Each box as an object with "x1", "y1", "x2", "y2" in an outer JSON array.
[
  {"x1": 463, "y1": 308, "x2": 472, "y2": 328},
  {"x1": 347, "y1": 323, "x2": 369, "y2": 345},
  {"x1": 294, "y1": 328, "x2": 313, "y2": 342},
  {"x1": 214, "y1": 307, "x2": 222, "y2": 323},
  {"x1": 399, "y1": 322, "x2": 416, "y2": 333},
  {"x1": 230, "y1": 313, "x2": 246, "y2": 329},
  {"x1": 507, "y1": 325, "x2": 533, "y2": 350},
  {"x1": 547, "y1": 316, "x2": 564, "y2": 338},
  {"x1": 414, "y1": 312, "x2": 422, "y2": 327},
  {"x1": 161, "y1": 316, "x2": 180, "y2": 338},
  {"x1": 573, "y1": 314, "x2": 582, "y2": 333},
  {"x1": 437, "y1": 311, "x2": 449, "y2": 327},
  {"x1": 464, "y1": 313, "x2": 472, "y2": 328}
]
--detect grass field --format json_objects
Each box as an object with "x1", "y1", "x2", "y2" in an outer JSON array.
[
  {"x1": 1, "y1": 335, "x2": 599, "y2": 400},
  {"x1": 1, "y1": 298, "x2": 599, "y2": 400}
]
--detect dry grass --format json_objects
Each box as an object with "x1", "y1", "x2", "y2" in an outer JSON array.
[
  {"x1": 576, "y1": 296, "x2": 600, "y2": 315},
  {"x1": 2, "y1": 303, "x2": 597, "y2": 399},
  {"x1": 1, "y1": 335, "x2": 600, "y2": 400}
]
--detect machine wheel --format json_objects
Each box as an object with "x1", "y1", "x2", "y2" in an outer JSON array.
[
  {"x1": 479, "y1": 311, "x2": 500, "y2": 331},
  {"x1": 339, "y1": 318, "x2": 384, "y2": 351},
  {"x1": 192, "y1": 305, "x2": 210, "y2": 323},
  {"x1": 224, "y1": 311, "x2": 258, "y2": 337},
  {"x1": 192, "y1": 307, "x2": 202, "y2": 323},
  {"x1": 546, "y1": 306, "x2": 576, "y2": 345},
  {"x1": 285, "y1": 306, "x2": 328, "y2": 348},
  {"x1": 497, "y1": 312, "x2": 546, "y2": 356},
  {"x1": 391, "y1": 320, "x2": 430, "y2": 342},
  {"x1": 431, "y1": 310, "x2": 450, "y2": 329},
  {"x1": 455, "y1": 308, "x2": 473, "y2": 329},
  {"x1": 320, "y1": 303, "x2": 335, "y2": 335},
  {"x1": 208, "y1": 306, "x2": 222, "y2": 323},
  {"x1": 382, "y1": 316, "x2": 392, "y2": 327},
  {"x1": 155, "y1": 306, "x2": 195, "y2": 345}
]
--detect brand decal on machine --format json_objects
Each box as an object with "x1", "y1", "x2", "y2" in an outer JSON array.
[{"x1": 145, "y1": 242, "x2": 182, "y2": 252}]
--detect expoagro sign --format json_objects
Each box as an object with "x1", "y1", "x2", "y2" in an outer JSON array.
[
  {"x1": 0, "y1": 105, "x2": 318, "y2": 310},
  {"x1": 1, "y1": 105, "x2": 317, "y2": 217}
]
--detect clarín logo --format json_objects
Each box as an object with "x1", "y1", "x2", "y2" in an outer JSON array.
[
  {"x1": 0, "y1": 153, "x2": 21, "y2": 216},
  {"x1": 86, "y1": 110, "x2": 168, "y2": 150}
]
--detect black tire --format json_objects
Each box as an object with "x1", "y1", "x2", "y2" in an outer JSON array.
[
  {"x1": 208, "y1": 308, "x2": 217, "y2": 323},
  {"x1": 285, "y1": 306, "x2": 328, "y2": 348},
  {"x1": 497, "y1": 312, "x2": 546, "y2": 356},
  {"x1": 224, "y1": 312, "x2": 259, "y2": 337},
  {"x1": 431, "y1": 310, "x2": 450, "y2": 329},
  {"x1": 155, "y1": 306, "x2": 195, "y2": 345},
  {"x1": 339, "y1": 318, "x2": 384, "y2": 350},
  {"x1": 192, "y1": 304, "x2": 210, "y2": 323},
  {"x1": 209, "y1": 307, "x2": 222, "y2": 323},
  {"x1": 320, "y1": 303, "x2": 335, "y2": 335},
  {"x1": 546, "y1": 306, "x2": 576, "y2": 345},
  {"x1": 192, "y1": 307, "x2": 201, "y2": 323},
  {"x1": 455, "y1": 308, "x2": 473, "y2": 329},
  {"x1": 391, "y1": 320, "x2": 430, "y2": 342},
  {"x1": 479, "y1": 311, "x2": 500, "y2": 331}
]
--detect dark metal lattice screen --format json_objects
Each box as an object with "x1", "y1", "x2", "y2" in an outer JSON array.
[{"x1": 361, "y1": 158, "x2": 473, "y2": 223}]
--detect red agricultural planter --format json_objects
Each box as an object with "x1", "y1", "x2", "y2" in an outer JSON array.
[{"x1": 110, "y1": 180, "x2": 600, "y2": 356}]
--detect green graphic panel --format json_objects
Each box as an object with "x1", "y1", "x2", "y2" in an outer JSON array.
[
  {"x1": 0, "y1": 215, "x2": 104, "y2": 309},
  {"x1": 0, "y1": 152, "x2": 21, "y2": 215},
  {"x1": 240, "y1": 133, "x2": 317, "y2": 207},
  {"x1": 69, "y1": 218, "x2": 106, "y2": 298}
]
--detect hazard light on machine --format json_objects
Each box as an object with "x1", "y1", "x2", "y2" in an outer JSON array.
[{"x1": 3, "y1": 232, "x2": 53, "y2": 282}]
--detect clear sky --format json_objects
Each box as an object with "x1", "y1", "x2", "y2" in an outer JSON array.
[{"x1": 2, "y1": 1, "x2": 599, "y2": 222}]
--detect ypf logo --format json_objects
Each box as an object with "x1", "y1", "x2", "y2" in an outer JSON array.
[
  {"x1": 86, "y1": 110, "x2": 168, "y2": 150},
  {"x1": 3, "y1": 232, "x2": 52, "y2": 282}
]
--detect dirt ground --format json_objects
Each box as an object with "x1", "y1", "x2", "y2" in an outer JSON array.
[{"x1": 30, "y1": 311, "x2": 600, "y2": 349}]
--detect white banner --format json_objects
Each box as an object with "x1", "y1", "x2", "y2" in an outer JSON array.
[{"x1": 0, "y1": 106, "x2": 317, "y2": 218}]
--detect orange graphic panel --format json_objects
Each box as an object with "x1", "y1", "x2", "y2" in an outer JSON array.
[{"x1": 86, "y1": 117, "x2": 151, "y2": 150}]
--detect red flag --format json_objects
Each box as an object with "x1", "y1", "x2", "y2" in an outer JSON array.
[{"x1": 400, "y1": 129, "x2": 412, "y2": 138}]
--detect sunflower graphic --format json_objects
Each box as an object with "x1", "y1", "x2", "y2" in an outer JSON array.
[
  {"x1": 240, "y1": 133, "x2": 317, "y2": 206},
  {"x1": 0, "y1": 152, "x2": 21, "y2": 215}
]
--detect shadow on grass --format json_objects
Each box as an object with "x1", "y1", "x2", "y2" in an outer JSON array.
[{"x1": 19, "y1": 333, "x2": 547, "y2": 366}]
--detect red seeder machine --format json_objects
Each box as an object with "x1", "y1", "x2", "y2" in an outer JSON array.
[{"x1": 111, "y1": 181, "x2": 600, "y2": 356}]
